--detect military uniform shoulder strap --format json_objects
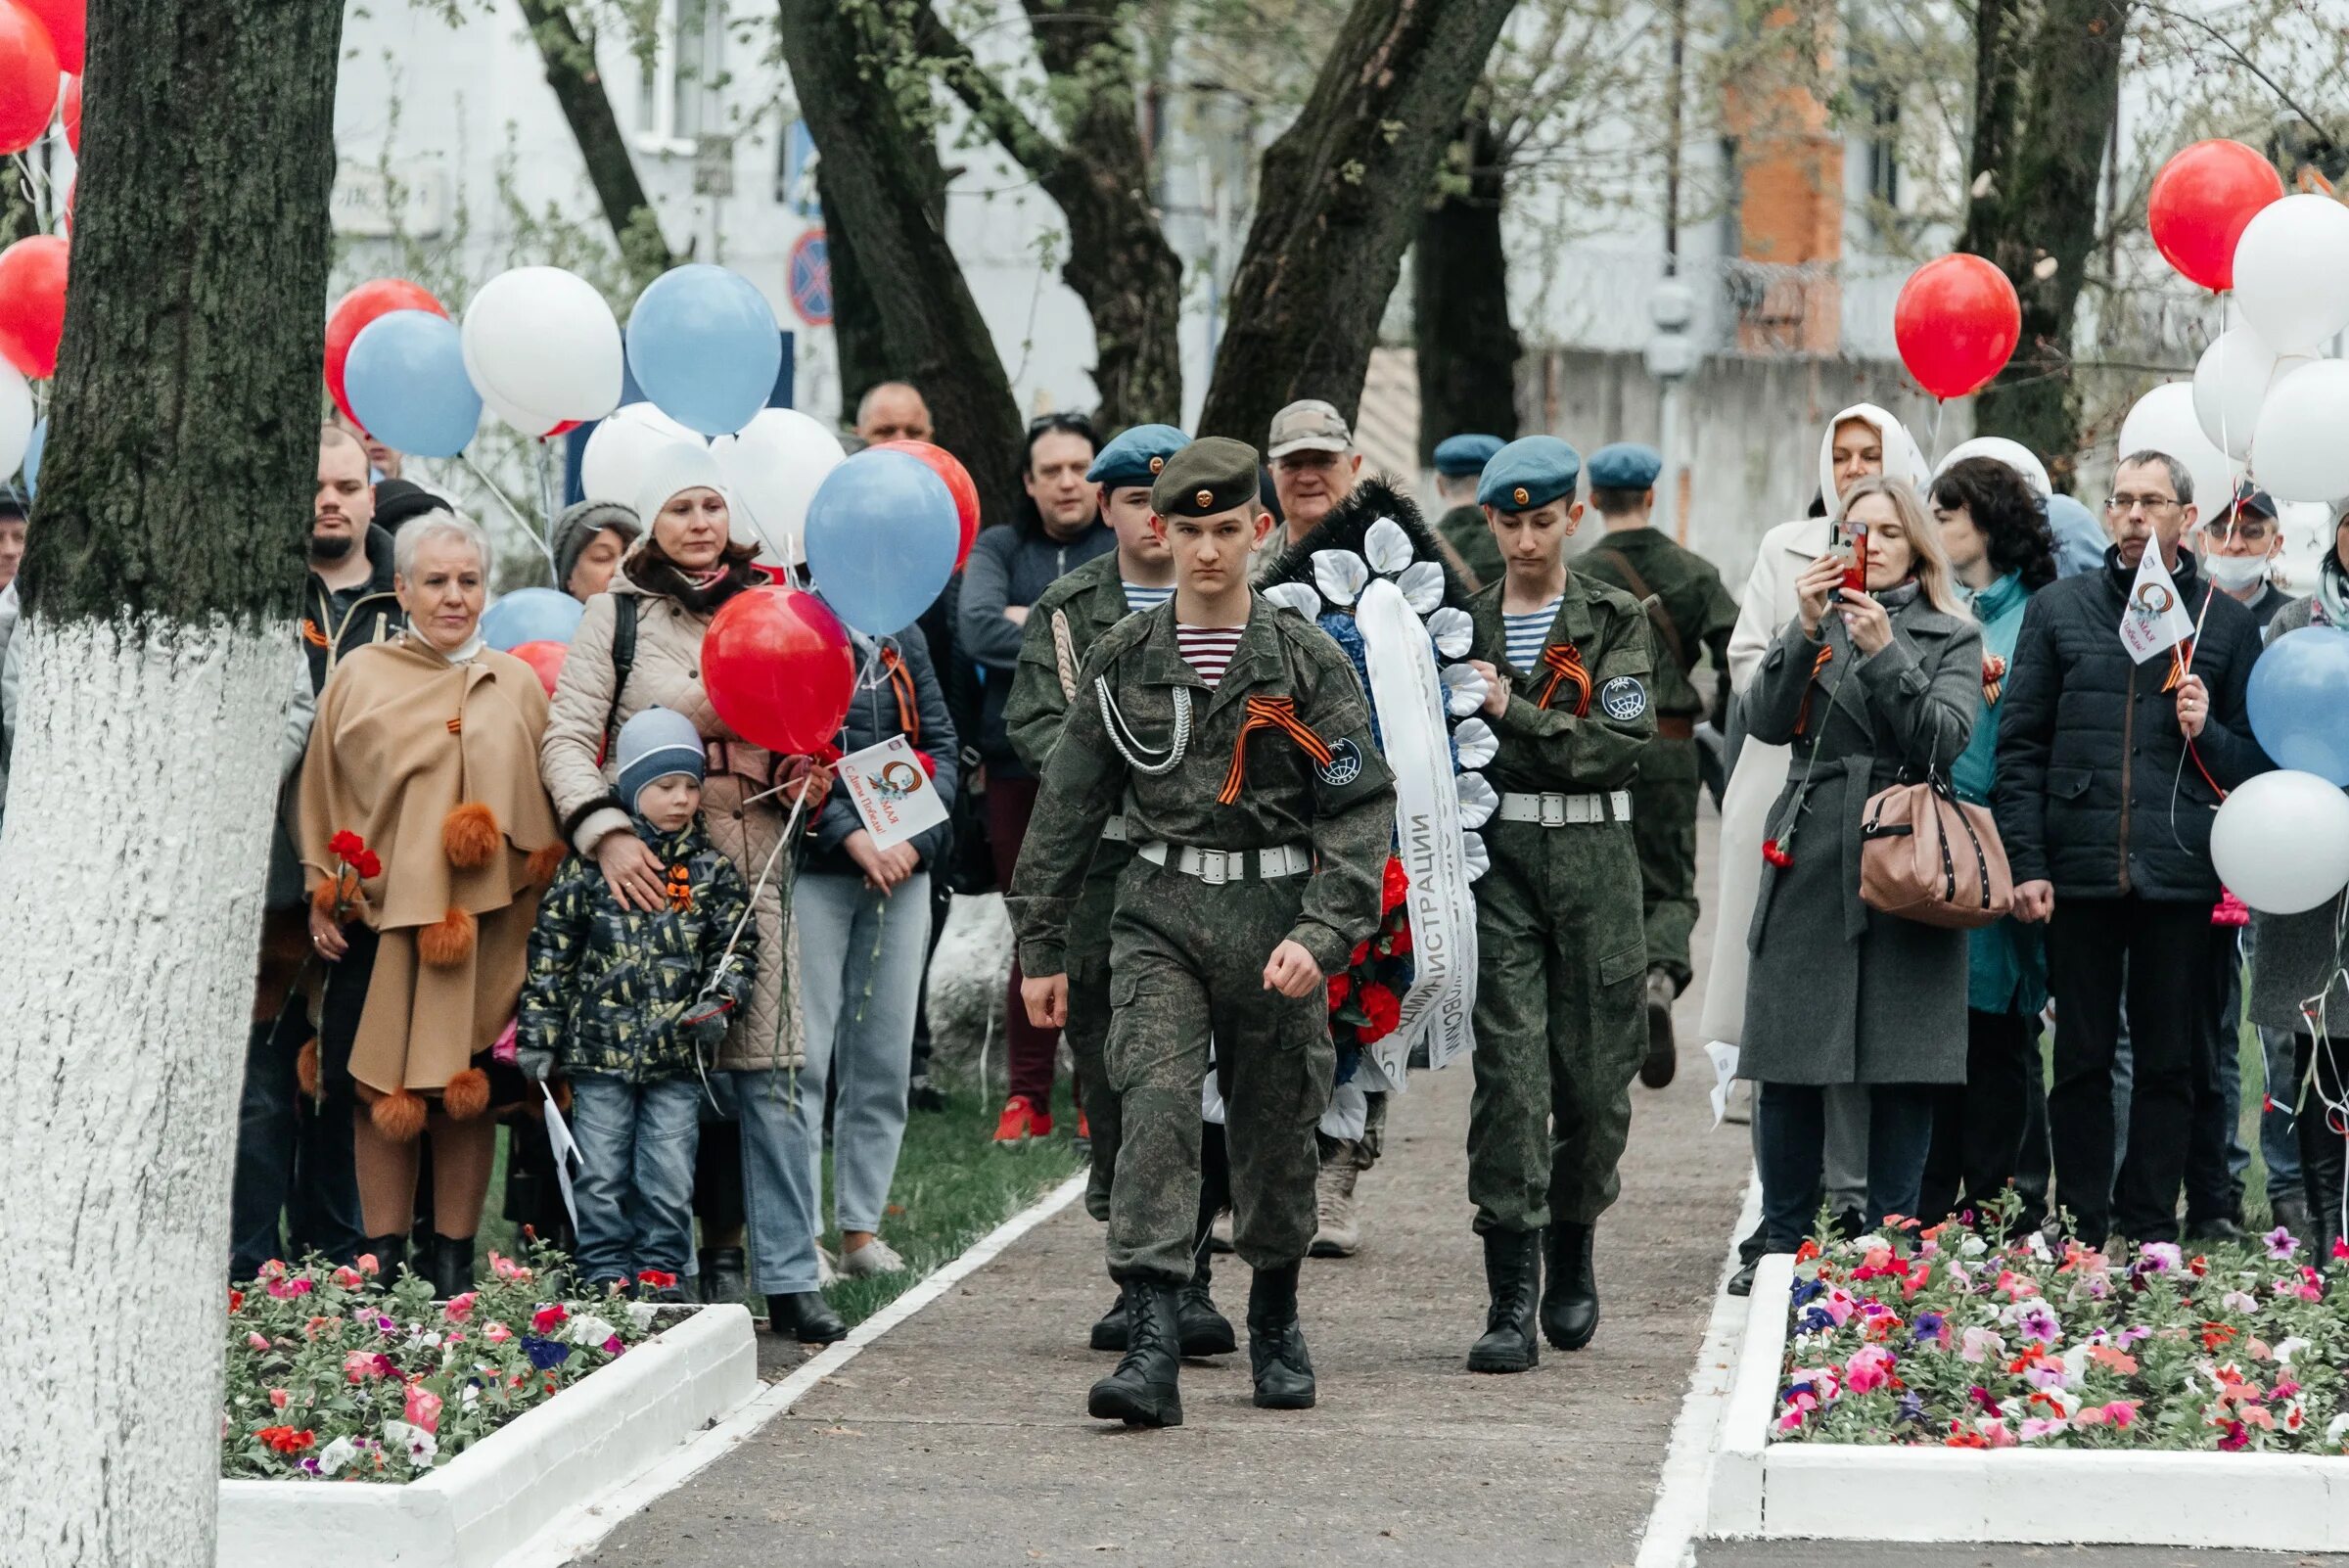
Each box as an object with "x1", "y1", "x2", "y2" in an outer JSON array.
[{"x1": 1589, "y1": 546, "x2": 1686, "y2": 671}]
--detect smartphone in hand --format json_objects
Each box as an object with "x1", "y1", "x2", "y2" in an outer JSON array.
[{"x1": 1840, "y1": 516, "x2": 1869, "y2": 594}]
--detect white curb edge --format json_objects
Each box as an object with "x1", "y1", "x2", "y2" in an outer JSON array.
[{"x1": 496, "y1": 1168, "x2": 1092, "y2": 1568}]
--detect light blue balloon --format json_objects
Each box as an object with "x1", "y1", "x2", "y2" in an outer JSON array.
[
  {"x1": 625, "y1": 265, "x2": 782, "y2": 438},
  {"x1": 345, "y1": 310, "x2": 483, "y2": 459},
  {"x1": 20, "y1": 415, "x2": 42, "y2": 499},
  {"x1": 482, "y1": 587, "x2": 586, "y2": 652},
  {"x1": 805, "y1": 449, "x2": 958, "y2": 637},
  {"x1": 2247, "y1": 625, "x2": 2349, "y2": 786}
]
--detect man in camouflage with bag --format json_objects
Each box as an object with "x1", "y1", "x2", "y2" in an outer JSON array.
[
  {"x1": 1574, "y1": 442, "x2": 1736, "y2": 1088},
  {"x1": 1459, "y1": 437, "x2": 1657, "y2": 1374},
  {"x1": 1009, "y1": 438, "x2": 1396, "y2": 1427},
  {"x1": 1003, "y1": 421, "x2": 1237, "y2": 1362}
]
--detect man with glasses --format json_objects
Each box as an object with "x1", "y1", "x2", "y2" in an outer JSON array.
[
  {"x1": 2200, "y1": 485, "x2": 2292, "y2": 629},
  {"x1": 1995, "y1": 450, "x2": 2273, "y2": 1250}
]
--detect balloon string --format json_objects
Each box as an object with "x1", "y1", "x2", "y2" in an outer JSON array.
[
  {"x1": 1928, "y1": 399, "x2": 1948, "y2": 467},
  {"x1": 531, "y1": 438, "x2": 560, "y2": 572},
  {"x1": 463, "y1": 452, "x2": 559, "y2": 576}
]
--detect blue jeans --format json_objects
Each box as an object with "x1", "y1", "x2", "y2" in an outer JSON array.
[
  {"x1": 569, "y1": 1075, "x2": 703, "y2": 1288},
  {"x1": 1756, "y1": 1082, "x2": 1937, "y2": 1253},
  {"x1": 726, "y1": 1069, "x2": 825, "y2": 1296},
  {"x1": 796, "y1": 870, "x2": 931, "y2": 1234}
]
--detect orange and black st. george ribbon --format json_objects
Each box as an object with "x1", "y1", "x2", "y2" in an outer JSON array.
[
  {"x1": 1536, "y1": 643, "x2": 1592, "y2": 715},
  {"x1": 1219, "y1": 696, "x2": 1334, "y2": 806}
]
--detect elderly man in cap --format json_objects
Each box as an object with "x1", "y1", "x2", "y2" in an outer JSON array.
[
  {"x1": 1257, "y1": 398, "x2": 1365, "y2": 573},
  {"x1": 1431, "y1": 433, "x2": 1505, "y2": 589},
  {"x1": 1573, "y1": 442, "x2": 1736, "y2": 1088},
  {"x1": 1457, "y1": 435, "x2": 1654, "y2": 1370},
  {"x1": 1009, "y1": 437, "x2": 1395, "y2": 1426}
]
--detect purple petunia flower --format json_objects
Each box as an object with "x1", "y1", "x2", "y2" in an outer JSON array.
[
  {"x1": 521, "y1": 1335, "x2": 572, "y2": 1370},
  {"x1": 1913, "y1": 1311, "x2": 1946, "y2": 1346},
  {"x1": 2266, "y1": 1226, "x2": 2299, "y2": 1261}
]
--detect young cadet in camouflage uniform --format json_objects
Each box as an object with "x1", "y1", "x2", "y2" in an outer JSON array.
[
  {"x1": 1430, "y1": 432, "x2": 1504, "y2": 589},
  {"x1": 1009, "y1": 438, "x2": 1396, "y2": 1426},
  {"x1": 1458, "y1": 437, "x2": 1656, "y2": 1374},
  {"x1": 1573, "y1": 442, "x2": 1737, "y2": 1090},
  {"x1": 1002, "y1": 422, "x2": 1237, "y2": 1362}
]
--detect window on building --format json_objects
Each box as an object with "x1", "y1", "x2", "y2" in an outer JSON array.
[
  {"x1": 1865, "y1": 89, "x2": 1901, "y2": 212},
  {"x1": 635, "y1": 0, "x2": 727, "y2": 154}
]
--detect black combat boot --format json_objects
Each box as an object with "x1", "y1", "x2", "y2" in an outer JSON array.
[
  {"x1": 1245, "y1": 1262, "x2": 1315, "y2": 1409},
  {"x1": 1177, "y1": 1244, "x2": 1237, "y2": 1357},
  {"x1": 362, "y1": 1234, "x2": 409, "y2": 1284},
  {"x1": 698, "y1": 1246, "x2": 747, "y2": 1306},
  {"x1": 1089, "y1": 1291, "x2": 1129, "y2": 1353},
  {"x1": 427, "y1": 1233, "x2": 475, "y2": 1301},
  {"x1": 768, "y1": 1289, "x2": 847, "y2": 1344},
  {"x1": 1542, "y1": 1222, "x2": 1600, "y2": 1351},
  {"x1": 1466, "y1": 1227, "x2": 1542, "y2": 1373},
  {"x1": 1088, "y1": 1279, "x2": 1183, "y2": 1427}
]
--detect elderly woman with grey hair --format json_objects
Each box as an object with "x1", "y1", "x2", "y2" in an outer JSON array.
[{"x1": 299, "y1": 511, "x2": 566, "y2": 1297}]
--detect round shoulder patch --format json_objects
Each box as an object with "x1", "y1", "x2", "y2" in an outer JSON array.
[
  {"x1": 1598, "y1": 674, "x2": 1647, "y2": 722},
  {"x1": 1316, "y1": 737, "x2": 1364, "y2": 787}
]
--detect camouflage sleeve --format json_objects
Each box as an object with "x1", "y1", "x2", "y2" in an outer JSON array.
[
  {"x1": 516, "y1": 855, "x2": 594, "y2": 1059},
  {"x1": 697, "y1": 851, "x2": 758, "y2": 1021},
  {"x1": 1492, "y1": 603, "x2": 1656, "y2": 789},
  {"x1": 1290, "y1": 647, "x2": 1397, "y2": 975},
  {"x1": 1001, "y1": 596, "x2": 1072, "y2": 776},
  {"x1": 1005, "y1": 636, "x2": 1129, "y2": 978}
]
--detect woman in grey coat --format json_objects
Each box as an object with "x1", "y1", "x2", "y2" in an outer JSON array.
[{"x1": 1740, "y1": 477, "x2": 1982, "y2": 1252}]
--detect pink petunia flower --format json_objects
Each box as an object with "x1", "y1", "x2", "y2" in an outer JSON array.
[
  {"x1": 2266, "y1": 1226, "x2": 2300, "y2": 1261},
  {"x1": 246, "y1": 1333, "x2": 271, "y2": 1352},
  {"x1": 441, "y1": 1292, "x2": 479, "y2": 1325},
  {"x1": 484, "y1": 1322, "x2": 513, "y2": 1345},
  {"x1": 403, "y1": 1384, "x2": 442, "y2": 1434},
  {"x1": 1845, "y1": 1344, "x2": 1897, "y2": 1394},
  {"x1": 1960, "y1": 1327, "x2": 2006, "y2": 1364},
  {"x1": 2018, "y1": 1416, "x2": 2067, "y2": 1441}
]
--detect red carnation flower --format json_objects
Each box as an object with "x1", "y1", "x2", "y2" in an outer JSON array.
[
  {"x1": 1386, "y1": 919, "x2": 1413, "y2": 958},
  {"x1": 1349, "y1": 939, "x2": 1371, "y2": 968},
  {"x1": 636, "y1": 1269, "x2": 678, "y2": 1291},
  {"x1": 1327, "y1": 974, "x2": 1353, "y2": 1010},
  {"x1": 1380, "y1": 857, "x2": 1408, "y2": 913},
  {"x1": 1357, "y1": 982, "x2": 1401, "y2": 1042},
  {"x1": 329, "y1": 830, "x2": 364, "y2": 860},
  {"x1": 256, "y1": 1425, "x2": 315, "y2": 1454},
  {"x1": 352, "y1": 849, "x2": 383, "y2": 879}
]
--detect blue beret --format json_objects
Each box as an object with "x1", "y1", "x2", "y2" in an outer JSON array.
[
  {"x1": 1432, "y1": 433, "x2": 1503, "y2": 477},
  {"x1": 1477, "y1": 436, "x2": 1583, "y2": 513},
  {"x1": 1587, "y1": 441, "x2": 1662, "y2": 491},
  {"x1": 1088, "y1": 423, "x2": 1190, "y2": 487}
]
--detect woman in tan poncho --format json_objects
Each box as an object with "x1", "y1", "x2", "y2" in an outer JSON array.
[{"x1": 299, "y1": 512, "x2": 563, "y2": 1297}]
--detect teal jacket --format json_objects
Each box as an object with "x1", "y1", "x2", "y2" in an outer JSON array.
[{"x1": 1955, "y1": 573, "x2": 2046, "y2": 1015}]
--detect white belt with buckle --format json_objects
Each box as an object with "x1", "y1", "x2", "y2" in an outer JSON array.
[
  {"x1": 1134, "y1": 841, "x2": 1312, "y2": 885},
  {"x1": 1497, "y1": 790, "x2": 1633, "y2": 827},
  {"x1": 1101, "y1": 814, "x2": 1128, "y2": 843}
]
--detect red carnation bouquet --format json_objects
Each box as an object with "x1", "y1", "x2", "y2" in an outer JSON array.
[
  {"x1": 1328, "y1": 854, "x2": 1414, "y2": 1050},
  {"x1": 323, "y1": 829, "x2": 382, "y2": 923}
]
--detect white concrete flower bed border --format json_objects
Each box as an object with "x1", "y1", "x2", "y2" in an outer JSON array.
[
  {"x1": 216, "y1": 1301, "x2": 759, "y2": 1568},
  {"x1": 1705, "y1": 1253, "x2": 2349, "y2": 1551}
]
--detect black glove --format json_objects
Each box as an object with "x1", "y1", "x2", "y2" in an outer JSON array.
[
  {"x1": 685, "y1": 1010, "x2": 731, "y2": 1052},
  {"x1": 517, "y1": 1044, "x2": 557, "y2": 1084}
]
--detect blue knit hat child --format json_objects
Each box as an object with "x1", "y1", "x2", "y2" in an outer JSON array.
[{"x1": 615, "y1": 707, "x2": 706, "y2": 813}]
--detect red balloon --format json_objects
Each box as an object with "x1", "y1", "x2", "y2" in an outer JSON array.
[
  {"x1": 325, "y1": 279, "x2": 447, "y2": 429},
  {"x1": 57, "y1": 70, "x2": 74, "y2": 154},
  {"x1": 17, "y1": 0, "x2": 80, "y2": 73},
  {"x1": 0, "y1": 233, "x2": 67, "y2": 378},
  {"x1": 701, "y1": 586, "x2": 854, "y2": 757},
  {"x1": 2147, "y1": 139, "x2": 2283, "y2": 293},
  {"x1": 1893, "y1": 254, "x2": 2021, "y2": 401},
  {"x1": 873, "y1": 438, "x2": 980, "y2": 569},
  {"x1": 508, "y1": 639, "x2": 570, "y2": 698},
  {"x1": 0, "y1": 3, "x2": 59, "y2": 156}
]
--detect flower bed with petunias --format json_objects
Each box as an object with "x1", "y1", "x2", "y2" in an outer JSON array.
[
  {"x1": 1772, "y1": 1211, "x2": 2349, "y2": 1453},
  {"x1": 221, "y1": 1244, "x2": 654, "y2": 1482}
]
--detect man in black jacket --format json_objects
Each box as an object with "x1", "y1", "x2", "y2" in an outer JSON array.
[{"x1": 1994, "y1": 450, "x2": 2272, "y2": 1248}]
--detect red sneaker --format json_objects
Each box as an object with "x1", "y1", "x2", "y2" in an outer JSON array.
[
  {"x1": 993, "y1": 1095, "x2": 1038, "y2": 1145},
  {"x1": 1077, "y1": 1109, "x2": 1090, "y2": 1140},
  {"x1": 1030, "y1": 1104, "x2": 1055, "y2": 1138}
]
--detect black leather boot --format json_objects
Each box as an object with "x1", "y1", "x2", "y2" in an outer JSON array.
[
  {"x1": 768, "y1": 1290, "x2": 847, "y2": 1344},
  {"x1": 427, "y1": 1233, "x2": 475, "y2": 1301},
  {"x1": 1245, "y1": 1262, "x2": 1315, "y2": 1409},
  {"x1": 1089, "y1": 1291, "x2": 1129, "y2": 1353},
  {"x1": 1088, "y1": 1280, "x2": 1183, "y2": 1427},
  {"x1": 698, "y1": 1246, "x2": 747, "y2": 1306},
  {"x1": 1177, "y1": 1243, "x2": 1237, "y2": 1357},
  {"x1": 1542, "y1": 1222, "x2": 1599, "y2": 1351},
  {"x1": 1466, "y1": 1228, "x2": 1542, "y2": 1373},
  {"x1": 363, "y1": 1234, "x2": 408, "y2": 1284}
]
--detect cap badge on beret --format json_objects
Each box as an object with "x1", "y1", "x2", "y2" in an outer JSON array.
[
  {"x1": 1196, "y1": 489, "x2": 1214, "y2": 508},
  {"x1": 1150, "y1": 456, "x2": 1165, "y2": 474},
  {"x1": 1513, "y1": 485, "x2": 1530, "y2": 506}
]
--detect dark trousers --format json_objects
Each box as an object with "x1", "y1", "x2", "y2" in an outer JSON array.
[
  {"x1": 2184, "y1": 932, "x2": 2246, "y2": 1225},
  {"x1": 989, "y1": 774, "x2": 1069, "y2": 1110},
  {"x1": 2046, "y1": 896, "x2": 2213, "y2": 1244},
  {"x1": 1756, "y1": 1081, "x2": 1936, "y2": 1252},
  {"x1": 1921, "y1": 1008, "x2": 2039, "y2": 1227},
  {"x1": 2295, "y1": 1034, "x2": 2349, "y2": 1249},
  {"x1": 228, "y1": 995, "x2": 366, "y2": 1279}
]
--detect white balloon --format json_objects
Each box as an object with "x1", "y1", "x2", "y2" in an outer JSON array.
[
  {"x1": 580, "y1": 403, "x2": 705, "y2": 511},
  {"x1": 709, "y1": 408, "x2": 847, "y2": 566},
  {"x1": 2210, "y1": 768, "x2": 2349, "y2": 914},
  {"x1": 1933, "y1": 437, "x2": 2050, "y2": 497},
  {"x1": 461, "y1": 266, "x2": 624, "y2": 433},
  {"x1": 0, "y1": 363, "x2": 33, "y2": 480},
  {"x1": 2249, "y1": 358, "x2": 2349, "y2": 504},
  {"x1": 2192, "y1": 325, "x2": 2313, "y2": 461},
  {"x1": 2234, "y1": 195, "x2": 2349, "y2": 353},
  {"x1": 2117, "y1": 382, "x2": 2232, "y2": 527}
]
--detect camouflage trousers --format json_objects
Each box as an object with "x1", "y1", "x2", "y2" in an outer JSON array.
[
  {"x1": 1105, "y1": 857, "x2": 1335, "y2": 1285},
  {"x1": 1065, "y1": 843, "x2": 1132, "y2": 1222},
  {"x1": 1631, "y1": 738, "x2": 1701, "y2": 990},
  {"x1": 1466, "y1": 817, "x2": 1647, "y2": 1234}
]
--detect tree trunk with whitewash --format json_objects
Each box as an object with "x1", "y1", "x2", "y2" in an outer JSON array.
[{"x1": 0, "y1": 2, "x2": 345, "y2": 1561}]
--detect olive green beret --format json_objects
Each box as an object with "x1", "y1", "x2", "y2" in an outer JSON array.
[{"x1": 1152, "y1": 436, "x2": 1262, "y2": 520}]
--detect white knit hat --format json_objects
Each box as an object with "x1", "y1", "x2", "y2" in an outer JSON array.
[{"x1": 632, "y1": 438, "x2": 727, "y2": 535}]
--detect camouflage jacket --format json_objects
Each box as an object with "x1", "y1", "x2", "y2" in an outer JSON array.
[
  {"x1": 1576, "y1": 525, "x2": 1736, "y2": 721},
  {"x1": 1468, "y1": 573, "x2": 1658, "y2": 795},
  {"x1": 1007, "y1": 594, "x2": 1397, "y2": 978},
  {"x1": 1003, "y1": 548, "x2": 1137, "y2": 775},
  {"x1": 515, "y1": 814, "x2": 756, "y2": 1083}
]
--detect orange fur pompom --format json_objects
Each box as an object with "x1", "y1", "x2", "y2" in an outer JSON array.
[
  {"x1": 440, "y1": 1066, "x2": 490, "y2": 1120},
  {"x1": 416, "y1": 907, "x2": 477, "y2": 967},
  {"x1": 442, "y1": 802, "x2": 502, "y2": 869},
  {"x1": 295, "y1": 1038, "x2": 320, "y2": 1100},
  {"x1": 311, "y1": 872, "x2": 359, "y2": 916},
  {"x1": 524, "y1": 843, "x2": 567, "y2": 886},
  {"x1": 368, "y1": 1086, "x2": 429, "y2": 1141}
]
